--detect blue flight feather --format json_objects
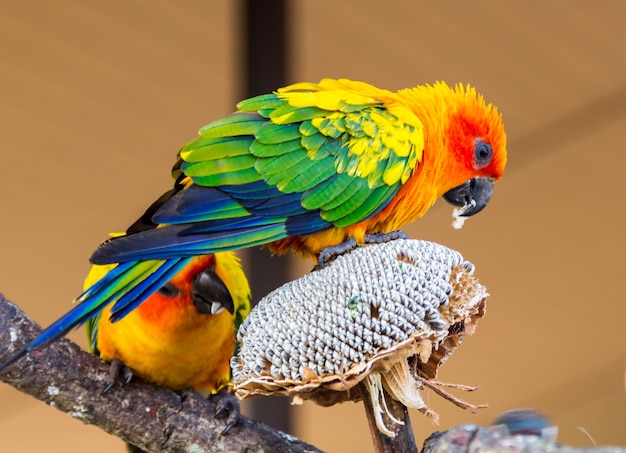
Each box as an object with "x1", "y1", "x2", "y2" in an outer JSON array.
[
  {"x1": 0, "y1": 259, "x2": 191, "y2": 372},
  {"x1": 153, "y1": 186, "x2": 246, "y2": 224},
  {"x1": 108, "y1": 258, "x2": 191, "y2": 321},
  {"x1": 181, "y1": 216, "x2": 282, "y2": 234},
  {"x1": 285, "y1": 211, "x2": 333, "y2": 235},
  {"x1": 90, "y1": 223, "x2": 288, "y2": 263}
]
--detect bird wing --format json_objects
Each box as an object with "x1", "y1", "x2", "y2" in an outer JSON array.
[{"x1": 91, "y1": 78, "x2": 425, "y2": 264}]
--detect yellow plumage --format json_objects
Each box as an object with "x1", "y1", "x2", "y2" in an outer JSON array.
[{"x1": 86, "y1": 252, "x2": 250, "y2": 394}]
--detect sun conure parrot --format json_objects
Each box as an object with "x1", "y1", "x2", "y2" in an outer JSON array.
[
  {"x1": 0, "y1": 78, "x2": 506, "y2": 373},
  {"x1": 85, "y1": 253, "x2": 250, "y2": 393},
  {"x1": 85, "y1": 251, "x2": 250, "y2": 440},
  {"x1": 89, "y1": 78, "x2": 506, "y2": 261}
]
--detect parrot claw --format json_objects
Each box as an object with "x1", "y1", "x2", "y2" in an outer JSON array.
[
  {"x1": 101, "y1": 359, "x2": 134, "y2": 395},
  {"x1": 210, "y1": 388, "x2": 240, "y2": 435},
  {"x1": 318, "y1": 238, "x2": 358, "y2": 268},
  {"x1": 364, "y1": 230, "x2": 409, "y2": 244}
]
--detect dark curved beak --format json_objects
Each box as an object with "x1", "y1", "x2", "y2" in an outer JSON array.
[
  {"x1": 193, "y1": 267, "x2": 235, "y2": 315},
  {"x1": 443, "y1": 177, "x2": 494, "y2": 216}
]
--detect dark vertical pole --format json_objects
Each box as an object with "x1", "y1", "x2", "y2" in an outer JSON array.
[
  {"x1": 242, "y1": 0, "x2": 289, "y2": 98},
  {"x1": 239, "y1": 0, "x2": 293, "y2": 434}
]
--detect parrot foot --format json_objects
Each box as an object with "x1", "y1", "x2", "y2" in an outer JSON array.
[
  {"x1": 101, "y1": 359, "x2": 134, "y2": 395},
  {"x1": 318, "y1": 237, "x2": 358, "y2": 268},
  {"x1": 364, "y1": 230, "x2": 409, "y2": 244},
  {"x1": 210, "y1": 388, "x2": 241, "y2": 435}
]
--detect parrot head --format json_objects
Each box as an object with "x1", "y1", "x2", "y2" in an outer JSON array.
[
  {"x1": 440, "y1": 83, "x2": 506, "y2": 217},
  {"x1": 142, "y1": 253, "x2": 250, "y2": 327},
  {"x1": 406, "y1": 82, "x2": 507, "y2": 218}
]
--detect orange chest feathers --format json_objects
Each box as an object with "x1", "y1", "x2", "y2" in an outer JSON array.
[{"x1": 96, "y1": 265, "x2": 236, "y2": 394}]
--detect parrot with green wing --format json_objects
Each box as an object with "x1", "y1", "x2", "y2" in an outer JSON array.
[
  {"x1": 0, "y1": 78, "x2": 506, "y2": 374},
  {"x1": 91, "y1": 78, "x2": 506, "y2": 262}
]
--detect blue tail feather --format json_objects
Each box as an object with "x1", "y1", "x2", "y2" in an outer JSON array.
[
  {"x1": 153, "y1": 185, "x2": 244, "y2": 224},
  {"x1": 237, "y1": 194, "x2": 305, "y2": 216},
  {"x1": 181, "y1": 216, "x2": 280, "y2": 234},
  {"x1": 285, "y1": 211, "x2": 333, "y2": 235},
  {"x1": 220, "y1": 180, "x2": 278, "y2": 196},
  {"x1": 27, "y1": 261, "x2": 142, "y2": 349},
  {"x1": 77, "y1": 261, "x2": 137, "y2": 301},
  {"x1": 90, "y1": 222, "x2": 289, "y2": 264},
  {"x1": 0, "y1": 259, "x2": 190, "y2": 372},
  {"x1": 108, "y1": 258, "x2": 191, "y2": 321}
]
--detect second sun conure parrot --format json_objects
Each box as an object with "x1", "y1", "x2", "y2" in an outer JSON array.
[
  {"x1": 0, "y1": 77, "x2": 506, "y2": 371},
  {"x1": 85, "y1": 251, "x2": 250, "y2": 438},
  {"x1": 85, "y1": 252, "x2": 250, "y2": 394}
]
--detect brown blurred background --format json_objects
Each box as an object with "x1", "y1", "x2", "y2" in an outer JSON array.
[{"x1": 1, "y1": 1, "x2": 625, "y2": 451}]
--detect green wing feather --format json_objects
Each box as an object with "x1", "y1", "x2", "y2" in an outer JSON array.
[
  {"x1": 181, "y1": 136, "x2": 253, "y2": 161},
  {"x1": 197, "y1": 112, "x2": 266, "y2": 138},
  {"x1": 180, "y1": 78, "x2": 425, "y2": 229},
  {"x1": 85, "y1": 313, "x2": 100, "y2": 354},
  {"x1": 84, "y1": 263, "x2": 117, "y2": 354}
]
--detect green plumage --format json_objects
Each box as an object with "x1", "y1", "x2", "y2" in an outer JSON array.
[
  {"x1": 181, "y1": 137, "x2": 253, "y2": 161},
  {"x1": 198, "y1": 113, "x2": 266, "y2": 138},
  {"x1": 236, "y1": 93, "x2": 283, "y2": 113},
  {"x1": 283, "y1": 158, "x2": 337, "y2": 193},
  {"x1": 255, "y1": 122, "x2": 302, "y2": 144},
  {"x1": 249, "y1": 138, "x2": 302, "y2": 157},
  {"x1": 187, "y1": 166, "x2": 260, "y2": 187},
  {"x1": 178, "y1": 81, "x2": 424, "y2": 233},
  {"x1": 300, "y1": 173, "x2": 354, "y2": 210},
  {"x1": 269, "y1": 105, "x2": 328, "y2": 124}
]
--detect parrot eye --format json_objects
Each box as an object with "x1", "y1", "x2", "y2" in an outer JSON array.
[
  {"x1": 158, "y1": 283, "x2": 180, "y2": 298},
  {"x1": 473, "y1": 141, "x2": 493, "y2": 168}
]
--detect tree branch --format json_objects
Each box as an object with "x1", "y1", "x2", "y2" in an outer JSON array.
[
  {"x1": 3, "y1": 290, "x2": 623, "y2": 453},
  {"x1": 0, "y1": 293, "x2": 322, "y2": 453}
]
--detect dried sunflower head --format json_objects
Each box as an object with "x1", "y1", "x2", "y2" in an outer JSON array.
[{"x1": 231, "y1": 239, "x2": 488, "y2": 436}]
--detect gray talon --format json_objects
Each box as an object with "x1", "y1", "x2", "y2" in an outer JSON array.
[
  {"x1": 210, "y1": 388, "x2": 240, "y2": 435},
  {"x1": 318, "y1": 238, "x2": 358, "y2": 268},
  {"x1": 100, "y1": 359, "x2": 134, "y2": 395},
  {"x1": 364, "y1": 230, "x2": 408, "y2": 244}
]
